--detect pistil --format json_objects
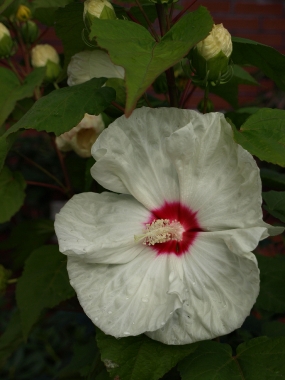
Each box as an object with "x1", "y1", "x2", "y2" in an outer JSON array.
[{"x1": 134, "y1": 219, "x2": 184, "y2": 246}]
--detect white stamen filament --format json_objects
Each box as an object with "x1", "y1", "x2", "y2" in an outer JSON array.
[{"x1": 134, "y1": 219, "x2": 184, "y2": 245}]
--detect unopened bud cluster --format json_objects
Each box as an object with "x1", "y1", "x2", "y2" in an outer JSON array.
[
  {"x1": 190, "y1": 24, "x2": 233, "y2": 85},
  {"x1": 31, "y1": 44, "x2": 61, "y2": 82}
]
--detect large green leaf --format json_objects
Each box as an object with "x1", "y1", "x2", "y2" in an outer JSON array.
[
  {"x1": 256, "y1": 255, "x2": 285, "y2": 313},
  {"x1": 179, "y1": 337, "x2": 285, "y2": 379},
  {"x1": 263, "y1": 191, "x2": 285, "y2": 223},
  {"x1": 32, "y1": 0, "x2": 74, "y2": 26},
  {"x1": 96, "y1": 328, "x2": 197, "y2": 380},
  {"x1": 0, "y1": 311, "x2": 24, "y2": 369},
  {"x1": 16, "y1": 245, "x2": 75, "y2": 339},
  {"x1": 232, "y1": 108, "x2": 285, "y2": 167},
  {"x1": 0, "y1": 78, "x2": 115, "y2": 170},
  {"x1": 210, "y1": 64, "x2": 258, "y2": 109},
  {"x1": 0, "y1": 0, "x2": 14, "y2": 14},
  {"x1": 0, "y1": 166, "x2": 26, "y2": 223},
  {"x1": 261, "y1": 169, "x2": 285, "y2": 191},
  {"x1": 55, "y1": 2, "x2": 92, "y2": 77},
  {"x1": 0, "y1": 67, "x2": 45, "y2": 126},
  {"x1": 90, "y1": 6, "x2": 213, "y2": 115},
  {"x1": 232, "y1": 37, "x2": 285, "y2": 91}
]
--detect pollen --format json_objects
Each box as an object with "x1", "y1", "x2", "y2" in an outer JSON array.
[{"x1": 134, "y1": 219, "x2": 184, "y2": 245}]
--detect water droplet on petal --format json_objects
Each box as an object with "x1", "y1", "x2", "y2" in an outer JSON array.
[
  {"x1": 95, "y1": 317, "x2": 98, "y2": 321},
  {"x1": 108, "y1": 311, "x2": 112, "y2": 314},
  {"x1": 124, "y1": 331, "x2": 131, "y2": 336},
  {"x1": 169, "y1": 311, "x2": 173, "y2": 315},
  {"x1": 126, "y1": 297, "x2": 129, "y2": 300},
  {"x1": 161, "y1": 322, "x2": 165, "y2": 326},
  {"x1": 141, "y1": 297, "x2": 149, "y2": 303}
]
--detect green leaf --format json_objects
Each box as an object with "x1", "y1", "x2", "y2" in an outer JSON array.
[
  {"x1": 179, "y1": 337, "x2": 285, "y2": 379},
  {"x1": 210, "y1": 64, "x2": 258, "y2": 109},
  {"x1": 16, "y1": 245, "x2": 75, "y2": 339},
  {"x1": 263, "y1": 191, "x2": 285, "y2": 223},
  {"x1": 0, "y1": 78, "x2": 115, "y2": 170},
  {"x1": 0, "y1": 0, "x2": 14, "y2": 14},
  {"x1": 0, "y1": 219, "x2": 54, "y2": 269},
  {"x1": 59, "y1": 339, "x2": 98, "y2": 377},
  {"x1": 0, "y1": 67, "x2": 45, "y2": 126},
  {"x1": 32, "y1": 0, "x2": 73, "y2": 8},
  {"x1": 55, "y1": 2, "x2": 91, "y2": 77},
  {"x1": 0, "y1": 311, "x2": 24, "y2": 368},
  {"x1": 256, "y1": 255, "x2": 285, "y2": 313},
  {"x1": 226, "y1": 107, "x2": 260, "y2": 128},
  {"x1": 261, "y1": 169, "x2": 285, "y2": 191},
  {"x1": 232, "y1": 108, "x2": 285, "y2": 167},
  {"x1": 232, "y1": 37, "x2": 285, "y2": 91},
  {"x1": 262, "y1": 321, "x2": 285, "y2": 338},
  {"x1": 90, "y1": 6, "x2": 213, "y2": 115},
  {"x1": 0, "y1": 166, "x2": 26, "y2": 224},
  {"x1": 96, "y1": 328, "x2": 197, "y2": 380}
]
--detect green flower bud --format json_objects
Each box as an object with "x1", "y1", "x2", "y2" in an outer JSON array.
[
  {"x1": 20, "y1": 21, "x2": 39, "y2": 45},
  {"x1": 190, "y1": 24, "x2": 233, "y2": 85},
  {"x1": 84, "y1": 0, "x2": 116, "y2": 31},
  {"x1": 0, "y1": 265, "x2": 12, "y2": 294},
  {"x1": 197, "y1": 98, "x2": 214, "y2": 114},
  {"x1": 16, "y1": 5, "x2": 32, "y2": 22},
  {"x1": 0, "y1": 23, "x2": 14, "y2": 58},
  {"x1": 31, "y1": 44, "x2": 61, "y2": 83}
]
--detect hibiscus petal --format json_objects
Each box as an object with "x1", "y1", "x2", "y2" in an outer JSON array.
[
  {"x1": 66, "y1": 252, "x2": 185, "y2": 337},
  {"x1": 91, "y1": 107, "x2": 196, "y2": 209},
  {"x1": 54, "y1": 192, "x2": 149, "y2": 264},
  {"x1": 67, "y1": 50, "x2": 125, "y2": 86},
  {"x1": 165, "y1": 112, "x2": 269, "y2": 231},
  {"x1": 146, "y1": 230, "x2": 260, "y2": 345}
]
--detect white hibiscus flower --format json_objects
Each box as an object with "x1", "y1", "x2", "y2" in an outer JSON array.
[{"x1": 55, "y1": 107, "x2": 282, "y2": 345}]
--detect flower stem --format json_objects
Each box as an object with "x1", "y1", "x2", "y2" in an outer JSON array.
[
  {"x1": 111, "y1": 101, "x2": 125, "y2": 113},
  {"x1": 14, "y1": 150, "x2": 67, "y2": 191},
  {"x1": 203, "y1": 85, "x2": 209, "y2": 114},
  {"x1": 26, "y1": 180, "x2": 67, "y2": 194},
  {"x1": 134, "y1": 0, "x2": 160, "y2": 41},
  {"x1": 156, "y1": 4, "x2": 178, "y2": 107},
  {"x1": 179, "y1": 78, "x2": 192, "y2": 108},
  {"x1": 7, "y1": 278, "x2": 18, "y2": 284},
  {"x1": 173, "y1": 0, "x2": 200, "y2": 24},
  {"x1": 52, "y1": 138, "x2": 73, "y2": 197},
  {"x1": 182, "y1": 84, "x2": 197, "y2": 108},
  {"x1": 7, "y1": 58, "x2": 23, "y2": 83}
]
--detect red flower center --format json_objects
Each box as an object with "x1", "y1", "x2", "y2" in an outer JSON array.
[{"x1": 146, "y1": 201, "x2": 203, "y2": 256}]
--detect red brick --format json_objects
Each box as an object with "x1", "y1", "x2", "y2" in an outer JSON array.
[
  {"x1": 214, "y1": 17, "x2": 260, "y2": 31},
  {"x1": 191, "y1": 1, "x2": 231, "y2": 13},
  {"x1": 235, "y1": 3, "x2": 284, "y2": 15},
  {"x1": 237, "y1": 32, "x2": 283, "y2": 48},
  {"x1": 263, "y1": 19, "x2": 285, "y2": 32}
]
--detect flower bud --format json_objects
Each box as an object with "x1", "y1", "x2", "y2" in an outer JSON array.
[
  {"x1": 20, "y1": 20, "x2": 39, "y2": 45},
  {"x1": 190, "y1": 24, "x2": 233, "y2": 84},
  {"x1": 16, "y1": 5, "x2": 31, "y2": 22},
  {"x1": 0, "y1": 265, "x2": 12, "y2": 294},
  {"x1": 56, "y1": 113, "x2": 105, "y2": 158},
  {"x1": 84, "y1": 0, "x2": 116, "y2": 31},
  {"x1": 31, "y1": 44, "x2": 61, "y2": 83},
  {"x1": 0, "y1": 23, "x2": 14, "y2": 58}
]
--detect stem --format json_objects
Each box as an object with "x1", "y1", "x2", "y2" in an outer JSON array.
[
  {"x1": 8, "y1": 58, "x2": 23, "y2": 83},
  {"x1": 53, "y1": 82, "x2": 60, "y2": 90},
  {"x1": 173, "y1": 0, "x2": 200, "y2": 24},
  {"x1": 179, "y1": 78, "x2": 192, "y2": 108},
  {"x1": 31, "y1": 27, "x2": 49, "y2": 49},
  {"x1": 26, "y1": 180, "x2": 67, "y2": 194},
  {"x1": 126, "y1": 10, "x2": 142, "y2": 25},
  {"x1": 156, "y1": 4, "x2": 179, "y2": 107},
  {"x1": 14, "y1": 150, "x2": 67, "y2": 191},
  {"x1": 182, "y1": 84, "x2": 197, "y2": 108},
  {"x1": 203, "y1": 85, "x2": 209, "y2": 114},
  {"x1": 134, "y1": 0, "x2": 160, "y2": 41},
  {"x1": 111, "y1": 101, "x2": 125, "y2": 113},
  {"x1": 143, "y1": 93, "x2": 153, "y2": 108},
  {"x1": 52, "y1": 139, "x2": 73, "y2": 197}
]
